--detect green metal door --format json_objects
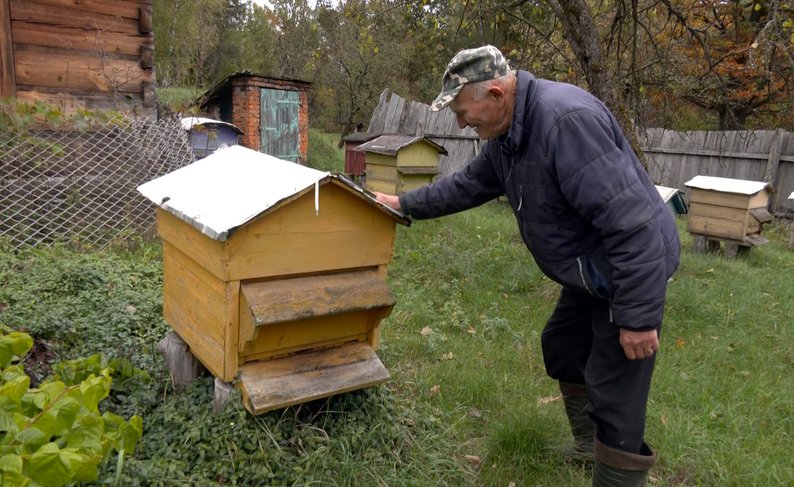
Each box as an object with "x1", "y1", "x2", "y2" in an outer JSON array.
[{"x1": 260, "y1": 88, "x2": 300, "y2": 162}]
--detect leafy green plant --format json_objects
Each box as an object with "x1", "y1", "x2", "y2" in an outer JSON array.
[{"x1": 0, "y1": 327, "x2": 143, "y2": 487}]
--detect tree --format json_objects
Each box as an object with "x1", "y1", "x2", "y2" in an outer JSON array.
[
  {"x1": 658, "y1": 0, "x2": 793, "y2": 129},
  {"x1": 313, "y1": 0, "x2": 439, "y2": 136},
  {"x1": 153, "y1": 0, "x2": 229, "y2": 87}
]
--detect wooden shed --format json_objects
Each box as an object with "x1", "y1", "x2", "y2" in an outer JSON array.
[
  {"x1": 200, "y1": 72, "x2": 311, "y2": 164},
  {"x1": 0, "y1": 0, "x2": 155, "y2": 115},
  {"x1": 685, "y1": 175, "x2": 775, "y2": 255},
  {"x1": 342, "y1": 131, "x2": 379, "y2": 181},
  {"x1": 137, "y1": 145, "x2": 409, "y2": 414},
  {"x1": 357, "y1": 135, "x2": 447, "y2": 195}
]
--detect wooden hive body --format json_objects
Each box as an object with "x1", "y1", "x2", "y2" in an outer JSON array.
[
  {"x1": 685, "y1": 176, "x2": 774, "y2": 246},
  {"x1": 358, "y1": 136, "x2": 446, "y2": 194},
  {"x1": 139, "y1": 146, "x2": 409, "y2": 414}
]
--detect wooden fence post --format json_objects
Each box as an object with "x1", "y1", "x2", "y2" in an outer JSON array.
[
  {"x1": 764, "y1": 128, "x2": 785, "y2": 210},
  {"x1": 0, "y1": 0, "x2": 16, "y2": 97}
]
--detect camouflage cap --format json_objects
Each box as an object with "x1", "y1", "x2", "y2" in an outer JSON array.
[{"x1": 430, "y1": 45, "x2": 510, "y2": 112}]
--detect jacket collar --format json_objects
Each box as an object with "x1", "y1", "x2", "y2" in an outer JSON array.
[{"x1": 508, "y1": 70, "x2": 536, "y2": 150}]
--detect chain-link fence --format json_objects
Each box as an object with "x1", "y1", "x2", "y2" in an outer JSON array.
[{"x1": 1, "y1": 116, "x2": 195, "y2": 250}]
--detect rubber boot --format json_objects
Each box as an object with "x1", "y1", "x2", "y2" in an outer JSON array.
[
  {"x1": 592, "y1": 438, "x2": 656, "y2": 487},
  {"x1": 559, "y1": 382, "x2": 595, "y2": 462}
]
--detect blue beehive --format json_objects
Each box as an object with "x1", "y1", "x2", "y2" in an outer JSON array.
[{"x1": 181, "y1": 117, "x2": 243, "y2": 159}]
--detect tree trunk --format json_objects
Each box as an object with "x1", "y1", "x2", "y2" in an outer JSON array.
[
  {"x1": 718, "y1": 104, "x2": 749, "y2": 130},
  {"x1": 545, "y1": 0, "x2": 649, "y2": 169}
]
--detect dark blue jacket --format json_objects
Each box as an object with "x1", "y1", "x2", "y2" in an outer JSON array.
[{"x1": 399, "y1": 71, "x2": 680, "y2": 330}]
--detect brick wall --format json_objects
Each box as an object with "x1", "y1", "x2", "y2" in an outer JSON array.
[{"x1": 223, "y1": 75, "x2": 311, "y2": 163}]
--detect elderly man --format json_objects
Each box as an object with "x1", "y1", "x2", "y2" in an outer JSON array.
[{"x1": 375, "y1": 45, "x2": 680, "y2": 486}]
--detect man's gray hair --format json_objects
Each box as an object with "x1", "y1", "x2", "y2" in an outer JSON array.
[{"x1": 462, "y1": 71, "x2": 516, "y2": 101}]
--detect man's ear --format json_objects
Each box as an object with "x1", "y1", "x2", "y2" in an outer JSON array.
[{"x1": 487, "y1": 85, "x2": 507, "y2": 103}]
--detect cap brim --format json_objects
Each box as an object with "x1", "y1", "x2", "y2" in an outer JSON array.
[{"x1": 430, "y1": 85, "x2": 464, "y2": 112}]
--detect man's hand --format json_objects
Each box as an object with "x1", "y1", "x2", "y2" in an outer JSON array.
[
  {"x1": 374, "y1": 192, "x2": 401, "y2": 211},
  {"x1": 619, "y1": 328, "x2": 659, "y2": 360}
]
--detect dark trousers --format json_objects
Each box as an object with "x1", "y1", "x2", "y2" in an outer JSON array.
[{"x1": 540, "y1": 287, "x2": 657, "y2": 454}]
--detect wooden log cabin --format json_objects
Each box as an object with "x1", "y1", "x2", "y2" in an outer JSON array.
[
  {"x1": 137, "y1": 145, "x2": 410, "y2": 414},
  {"x1": 0, "y1": 0, "x2": 155, "y2": 115}
]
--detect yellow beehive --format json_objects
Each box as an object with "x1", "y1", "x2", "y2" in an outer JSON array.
[
  {"x1": 138, "y1": 146, "x2": 409, "y2": 414},
  {"x1": 685, "y1": 175, "x2": 774, "y2": 247},
  {"x1": 357, "y1": 135, "x2": 447, "y2": 194}
]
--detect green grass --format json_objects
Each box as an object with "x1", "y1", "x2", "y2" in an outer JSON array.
[
  {"x1": 155, "y1": 87, "x2": 205, "y2": 116},
  {"x1": 1, "y1": 197, "x2": 793, "y2": 485},
  {"x1": 307, "y1": 129, "x2": 345, "y2": 173}
]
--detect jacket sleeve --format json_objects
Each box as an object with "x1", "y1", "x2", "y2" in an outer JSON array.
[
  {"x1": 398, "y1": 146, "x2": 504, "y2": 219},
  {"x1": 548, "y1": 107, "x2": 669, "y2": 330}
]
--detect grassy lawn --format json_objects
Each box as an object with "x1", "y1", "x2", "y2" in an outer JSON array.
[
  {"x1": 307, "y1": 129, "x2": 346, "y2": 173},
  {"x1": 1, "y1": 132, "x2": 792, "y2": 485}
]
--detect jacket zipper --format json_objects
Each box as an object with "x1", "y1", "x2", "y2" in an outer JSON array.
[{"x1": 576, "y1": 257, "x2": 595, "y2": 296}]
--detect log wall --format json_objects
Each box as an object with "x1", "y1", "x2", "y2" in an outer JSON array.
[{"x1": 2, "y1": 0, "x2": 154, "y2": 116}]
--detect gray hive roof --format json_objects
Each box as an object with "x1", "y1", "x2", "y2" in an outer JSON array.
[{"x1": 354, "y1": 135, "x2": 448, "y2": 156}]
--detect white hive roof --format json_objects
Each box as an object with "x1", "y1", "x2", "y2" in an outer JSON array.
[
  {"x1": 137, "y1": 145, "x2": 406, "y2": 241},
  {"x1": 684, "y1": 175, "x2": 773, "y2": 195}
]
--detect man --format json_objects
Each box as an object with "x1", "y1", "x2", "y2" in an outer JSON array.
[{"x1": 375, "y1": 45, "x2": 680, "y2": 487}]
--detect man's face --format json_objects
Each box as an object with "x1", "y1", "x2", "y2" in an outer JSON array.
[{"x1": 449, "y1": 86, "x2": 511, "y2": 140}]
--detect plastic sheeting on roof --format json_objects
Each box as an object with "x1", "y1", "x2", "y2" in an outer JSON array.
[
  {"x1": 684, "y1": 175, "x2": 773, "y2": 195},
  {"x1": 137, "y1": 145, "x2": 330, "y2": 240},
  {"x1": 180, "y1": 117, "x2": 243, "y2": 133}
]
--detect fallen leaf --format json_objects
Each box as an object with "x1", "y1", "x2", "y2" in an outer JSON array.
[
  {"x1": 464, "y1": 455, "x2": 482, "y2": 465},
  {"x1": 420, "y1": 326, "x2": 432, "y2": 336},
  {"x1": 430, "y1": 385, "x2": 441, "y2": 395},
  {"x1": 467, "y1": 408, "x2": 483, "y2": 419},
  {"x1": 675, "y1": 337, "x2": 685, "y2": 349},
  {"x1": 660, "y1": 414, "x2": 668, "y2": 426},
  {"x1": 466, "y1": 326, "x2": 477, "y2": 335},
  {"x1": 126, "y1": 304, "x2": 137, "y2": 314},
  {"x1": 442, "y1": 352, "x2": 454, "y2": 360},
  {"x1": 508, "y1": 482, "x2": 516, "y2": 487},
  {"x1": 537, "y1": 395, "x2": 561, "y2": 406}
]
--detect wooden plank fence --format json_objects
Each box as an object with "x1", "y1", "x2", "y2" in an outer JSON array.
[{"x1": 367, "y1": 89, "x2": 794, "y2": 214}]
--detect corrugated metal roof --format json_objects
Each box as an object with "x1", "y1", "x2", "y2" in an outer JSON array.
[
  {"x1": 200, "y1": 71, "x2": 311, "y2": 107},
  {"x1": 137, "y1": 145, "x2": 407, "y2": 241},
  {"x1": 684, "y1": 175, "x2": 774, "y2": 195},
  {"x1": 355, "y1": 135, "x2": 448, "y2": 156}
]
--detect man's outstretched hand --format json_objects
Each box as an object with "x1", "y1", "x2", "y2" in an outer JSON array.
[{"x1": 374, "y1": 192, "x2": 401, "y2": 211}]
